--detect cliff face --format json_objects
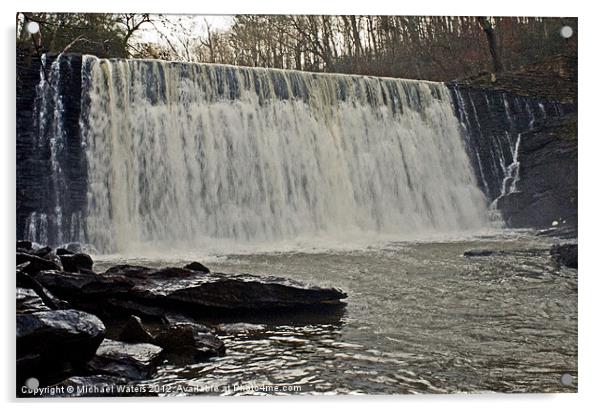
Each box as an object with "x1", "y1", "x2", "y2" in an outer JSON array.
[
  {"x1": 16, "y1": 52, "x2": 86, "y2": 243},
  {"x1": 448, "y1": 55, "x2": 577, "y2": 235},
  {"x1": 496, "y1": 114, "x2": 577, "y2": 229}
]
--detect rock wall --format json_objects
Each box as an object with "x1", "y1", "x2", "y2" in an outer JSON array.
[
  {"x1": 448, "y1": 55, "x2": 577, "y2": 234},
  {"x1": 496, "y1": 113, "x2": 577, "y2": 229},
  {"x1": 16, "y1": 52, "x2": 87, "y2": 244}
]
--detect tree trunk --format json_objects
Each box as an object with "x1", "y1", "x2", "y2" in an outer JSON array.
[{"x1": 478, "y1": 17, "x2": 504, "y2": 73}]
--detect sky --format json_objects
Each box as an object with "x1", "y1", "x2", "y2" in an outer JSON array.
[{"x1": 134, "y1": 15, "x2": 234, "y2": 44}]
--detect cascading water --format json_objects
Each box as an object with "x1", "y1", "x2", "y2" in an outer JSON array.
[
  {"x1": 76, "y1": 56, "x2": 490, "y2": 253},
  {"x1": 23, "y1": 54, "x2": 87, "y2": 246}
]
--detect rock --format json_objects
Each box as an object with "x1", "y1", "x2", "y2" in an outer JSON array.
[
  {"x1": 216, "y1": 322, "x2": 267, "y2": 334},
  {"x1": 17, "y1": 287, "x2": 50, "y2": 313},
  {"x1": 496, "y1": 114, "x2": 577, "y2": 231},
  {"x1": 33, "y1": 265, "x2": 347, "y2": 319},
  {"x1": 183, "y1": 261, "x2": 210, "y2": 273},
  {"x1": 550, "y1": 243, "x2": 577, "y2": 269},
  {"x1": 59, "y1": 253, "x2": 94, "y2": 273},
  {"x1": 154, "y1": 324, "x2": 225, "y2": 361},
  {"x1": 87, "y1": 339, "x2": 163, "y2": 380},
  {"x1": 65, "y1": 242, "x2": 84, "y2": 253},
  {"x1": 463, "y1": 249, "x2": 496, "y2": 257},
  {"x1": 161, "y1": 313, "x2": 213, "y2": 333},
  {"x1": 31, "y1": 269, "x2": 135, "y2": 299},
  {"x1": 119, "y1": 315, "x2": 155, "y2": 344},
  {"x1": 17, "y1": 309, "x2": 105, "y2": 381},
  {"x1": 17, "y1": 270, "x2": 69, "y2": 310},
  {"x1": 17, "y1": 240, "x2": 32, "y2": 250},
  {"x1": 32, "y1": 246, "x2": 52, "y2": 257},
  {"x1": 56, "y1": 248, "x2": 74, "y2": 256},
  {"x1": 16, "y1": 252, "x2": 61, "y2": 274}
]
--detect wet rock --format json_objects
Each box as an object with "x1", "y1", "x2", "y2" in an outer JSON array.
[
  {"x1": 88, "y1": 339, "x2": 163, "y2": 380},
  {"x1": 17, "y1": 270, "x2": 69, "y2": 310},
  {"x1": 65, "y1": 242, "x2": 84, "y2": 253},
  {"x1": 216, "y1": 322, "x2": 267, "y2": 334},
  {"x1": 183, "y1": 261, "x2": 210, "y2": 273},
  {"x1": 162, "y1": 313, "x2": 213, "y2": 333},
  {"x1": 33, "y1": 265, "x2": 347, "y2": 318},
  {"x1": 16, "y1": 252, "x2": 61, "y2": 274},
  {"x1": 154, "y1": 324, "x2": 225, "y2": 361},
  {"x1": 550, "y1": 243, "x2": 577, "y2": 269},
  {"x1": 119, "y1": 315, "x2": 155, "y2": 344},
  {"x1": 17, "y1": 240, "x2": 32, "y2": 250},
  {"x1": 32, "y1": 246, "x2": 52, "y2": 257},
  {"x1": 17, "y1": 309, "x2": 105, "y2": 381},
  {"x1": 56, "y1": 248, "x2": 73, "y2": 256},
  {"x1": 59, "y1": 252, "x2": 93, "y2": 273},
  {"x1": 31, "y1": 269, "x2": 135, "y2": 299},
  {"x1": 463, "y1": 249, "x2": 496, "y2": 257},
  {"x1": 17, "y1": 287, "x2": 50, "y2": 313}
]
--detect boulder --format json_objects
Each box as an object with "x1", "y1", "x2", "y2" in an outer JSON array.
[
  {"x1": 17, "y1": 309, "x2": 105, "y2": 381},
  {"x1": 56, "y1": 248, "x2": 74, "y2": 256},
  {"x1": 87, "y1": 339, "x2": 163, "y2": 380},
  {"x1": 33, "y1": 265, "x2": 347, "y2": 318},
  {"x1": 32, "y1": 246, "x2": 52, "y2": 257},
  {"x1": 17, "y1": 270, "x2": 70, "y2": 310},
  {"x1": 118, "y1": 315, "x2": 155, "y2": 344},
  {"x1": 154, "y1": 324, "x2": 225, "y2": 361},
  {"x1": 17, "y1": 240, "x2": 32, "y2": 250},
  {"x1": 17, "y1": 287, "x2": 50, "y2": 313},
  {"x1": 183, "y1": 261, "x2": 210, "y2": 273},
  {"x1": 16, "y1": 252, "x2": 61, "y2": 274},
  {"x1": 550, "y1": 243, "x2": 578, "y2": 269},
  {"x1": 59, "y1": 253, "x2": 94, "y2": 273}
]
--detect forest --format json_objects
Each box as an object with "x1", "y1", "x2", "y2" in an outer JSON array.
[{"x1": 17, "y1": 13, "x2": 577, "y2": 81}]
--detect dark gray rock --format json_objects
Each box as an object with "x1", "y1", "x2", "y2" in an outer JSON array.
[
  {"x1": 118, "y1": 315, "x2": 155, "y2": 344},
  {"x1": 550, "y1": 243, "x2": 578, "y2": 269},
  {"x1": 17, "y1": 309, "x2": 105, "y2": 380},
  {"x1": 87, "y1": 339, "x2": 163, "y2": 380},
  {"x1": 59, "y1": 252, "x2": 93, "y2": 273},
  {"x1": 16, "y1": 252, "x2": 61, "y2": 274},
  {"x1": 154, "y1": 324, "x2": 225, "y2": 361},
  {"x1": 33, "y1": 265, "x2": 347, "y2": 318},
  {"x1": 56, "y1": 248, "x2": 74, "y2": 256},
  {"x1": 183, "y1": 261, "x2": 210, "y2": 273},
  {"x1": 17, "y1": 240, "x2": 32, "y2": 250},
  {"x1": 32, "y1": 246, "x2": 52, "y2": 257},
  {"x1": 16, "y1": 270, "x2": 69, "y2": 310},
  {"x1": 17, "y1": 287, "x2": 50, "y2": 313},
  {"x1": 496, "y1": 114, "x2": 577, "y2": 231}
]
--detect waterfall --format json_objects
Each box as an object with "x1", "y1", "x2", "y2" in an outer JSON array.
[
  {"x1": 27, "y1": 55, "x2": 493, "y2": 253},
  {"x1": 23, "y1": 54, "x2": 87, "y2": 246}
]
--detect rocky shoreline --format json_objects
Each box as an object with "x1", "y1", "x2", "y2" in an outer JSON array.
[{"x1": 16, "y1": 241, "x2": 347, "y2": 397}]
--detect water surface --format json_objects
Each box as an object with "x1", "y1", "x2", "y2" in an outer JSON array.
[{"x1": 94, "y1": 231, "x2": 577, "y2": 395}]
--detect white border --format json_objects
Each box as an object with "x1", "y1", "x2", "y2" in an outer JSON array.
[{"x1": 2, "y1": 1, "x2": 598, "y2": 410}]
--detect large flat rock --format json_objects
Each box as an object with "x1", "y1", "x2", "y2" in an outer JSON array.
[{"x1": 32, "y1": 265, "x2": 347, "y2": 317}]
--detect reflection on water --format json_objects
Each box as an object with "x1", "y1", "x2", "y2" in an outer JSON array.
[{"x1": 97, "y1": 232, "x2": 577, "y2": 395}]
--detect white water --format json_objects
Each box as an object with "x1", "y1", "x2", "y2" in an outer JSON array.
[{"x1": 80, "y1": 56, "x2": 489, "y2": 253}]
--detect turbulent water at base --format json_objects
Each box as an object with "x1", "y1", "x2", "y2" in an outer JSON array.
[
  {"x1": 94, "y1": 233, "x2": 578, "y2": 395},
  {"x1": 80, "y1": 56, "x2": 489, "y2": 253}
]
